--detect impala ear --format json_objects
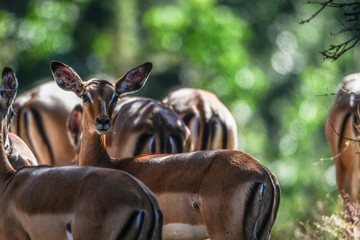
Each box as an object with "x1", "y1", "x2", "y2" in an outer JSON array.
[
  {"x1": 51, "y1": 61, "x2": 84, "y2": 97},
  {"x1": 115, "y1": 62, "x2": 152, "y2": 96},
  {"x1": 1, "y1": 67, "x2": 18, "y2": 105}
]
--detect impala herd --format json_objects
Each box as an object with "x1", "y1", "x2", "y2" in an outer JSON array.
[
  {"x1": 0, "y1": 61, "x2": 280, "y2": 240},
  {"x1": 0, "y1": 67, "x2": 162, "y2": 240},
  {"x1": 4, "y1": 58, "x2": 360, "y2": 239},
  {"x1": 4, "y1": 57, "x2": 360, "y2": 239}
]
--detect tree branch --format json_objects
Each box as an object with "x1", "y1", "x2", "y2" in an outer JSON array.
[
  {"x1": 300, "y1": 0, "x2": 360, "y2": 60},
  {"x1": 300, "y1": 0, "x2": 334, "y2": 24},
  {"x1": 328, "y1": 118, "x2": 360, "y2": 143},
  {"x1": 320, "y1": 35, "x2": 360, "y2": 60}
]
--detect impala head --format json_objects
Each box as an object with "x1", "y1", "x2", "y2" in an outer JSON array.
[
  {"x1": 0, "y1": 67, "x2": 17, "y2": 140},
  {"x1": 336, "y1": 73, "x2": 360, "y2": 111},
  {"x1": 51, "y1": 61, "x2": 152, "y2": 135}
]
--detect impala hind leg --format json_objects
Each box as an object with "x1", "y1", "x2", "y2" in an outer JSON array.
[
  {"x1": 200, "y1": 187, "x2": 247, "y2": 240},
  {"x1": 73, "y1": 208, "x2": 160, "y2": 240},
  {"x1": 336, "y1": 160, "x2": 359, "y2": 223},
  {"x1": 202, "y1": 181, "x2": 276, "y2": 240}
]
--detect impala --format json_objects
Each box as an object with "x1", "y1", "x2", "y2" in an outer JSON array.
[
  {"x1": 11, "y1": 81, "x2": 81, "y2": 165},
  {"x1": 105, "y1": 96, "x2": 191, "y2": 159},
  {"x1": 13, "y1": 84, "x2": 192, "y2": 166},
  {"x1": 1, "y1": 69, "x2": 37, "y2": 169},
  {"x1": 5, "y1": 131, "x2": 37, "y2": 169},
  {"x1": 52, "y1": 60, "x2": 280, "y2": 240},
  {"x1": 326, "y1": 73, "x2": 360, "y2": 221},
  {"x1": 0, "y1": 67, "x2": 162, "y2": 240},
  {"x1": 69, "y1": 97, "x2": 191, "y2": 161},
  {"x1": 163, "y1": 88, "x2": 237, "y2": 151}
]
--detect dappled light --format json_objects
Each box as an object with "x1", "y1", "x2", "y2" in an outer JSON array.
[
  {"x1": 325, "y1": 165, "x2": 336, "y2": 187},
  {"x1": 0, "y1": 0, "x2": 359, "y2": 239},
  {"x1": 232, "y1": 99, "x2": 252, "y2": 126},
  {"x1": 271, "y1": 50, "x2": 294, "y2": 75},
  {"x1": 271, "y1": 30, "x2": 305, "y2": 75},
  {"x1": 272, "y1": 160, "x2": 298, "y2": 187},
  {"x1": 279, "y1": 134, "x2": 298, "y2": 156},
  {"x1": 235, "y1": 68, "x2": 255, "y2": 89},
  {"x1": 299, "y1": 101, "x2": 317, "y2": 122},
  {"x1": 0, "y1": 11, "x2": 16, "y2": 38},
  {"x1": 276, "y1": 31, "x2": 298, "y2": 54}
]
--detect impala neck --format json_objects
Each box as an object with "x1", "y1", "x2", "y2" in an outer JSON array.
[
  {"x1": 0, "y1": 121, "x2": 16, "y2": 185},
  {"x1": 78, "y1": 119, "x2": 114, "y2": 168}
]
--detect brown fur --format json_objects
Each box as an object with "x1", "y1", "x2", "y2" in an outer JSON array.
[
  {"x1": 53, "y1": 61, "x2": 280, "y2": 240},
  {"x1": 163, "y1": 88, "x2": 237, "y2": 151},
  {"x1": 11, "y1": 81, "x2": 81, "y2": 165},
  {"x1": 5, "y1": 132, "x2": 37, "y2": 169},
  {"x1": 0, "y1": 66, "x2": 162, "y2": 240},
  {"x1": 105, "y1": 96, "x2": 191, "y2": 159},
  {"x1": 326, "y1": 73, "x2": 360, "y2": 222}
]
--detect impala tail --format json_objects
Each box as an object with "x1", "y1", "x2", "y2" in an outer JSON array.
[
  {"x1": 116, "y1": 209, "x2": 162, "y2": 240},
  {"x1": 116, "y1": 211, "x2": 147, "y2": 240},
  {"x1": 130, "y1": 184, "x2": 163, "y2": 240},
  {"x1": 244, "y1": 168, "x2": 280, "y2": 240},
  {"x1": 151, "y1": 210, "x2": 163, "y2": 240}
]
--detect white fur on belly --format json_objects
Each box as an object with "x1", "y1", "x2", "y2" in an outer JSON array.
[{"x1": 162, "y1": 223, "x2": 208, "y2": 240}]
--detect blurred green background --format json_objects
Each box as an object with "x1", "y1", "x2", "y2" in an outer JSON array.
[{"x1": 0, "y1": 0, "x2": 358, "y2": 238}]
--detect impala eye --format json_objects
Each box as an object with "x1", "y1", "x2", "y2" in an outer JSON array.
[{"x1": 81, "y1": 94, "x2": 90, "y2": 103}]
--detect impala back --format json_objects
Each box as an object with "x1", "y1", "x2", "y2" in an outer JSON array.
[
  {"x1": 105, "y1": 96, "x2": 191, "y2": 159},
  {"x1": 11, "y1": 81, "x2": 81, "y2": 166},
  {"x1": 164, "y1": 88, "x2": 237, "y2": 151}
]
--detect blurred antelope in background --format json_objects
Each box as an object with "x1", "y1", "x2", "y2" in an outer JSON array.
[
  {"x1": 326, "y1": 73, "x2": 360, "y2": 222},
  {"x1": 1, "y1": 68, "x2": 37, "y2": 169},
  {"x1": 13, "y1": 84, "x2": 192, "y2": 165},
  {"x1": 163, "y1": 88, "x2": 237, "y2": 151},
  {"x1": 105, "y1": 96, "x2": 191, "y2": 159},
  {"x1": 52, "y1": 60, "x2": 280, "y2": 240},
  {"x1": 11, "y1": 81, "x2": 81, "y2": 165},
  {"x1": 0, "y1": 67, "x2": 162, "y2": 240},
  {"x1": 68, "y1": 96, "x2": 191, "y2": 163}
]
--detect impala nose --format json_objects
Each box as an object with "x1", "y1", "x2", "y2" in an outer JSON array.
[
  {"x1": 96, "y1": 117, "x2": 110, "y2": 125},
  {"x1": 95, "y1": 116, "x2": 111, "y2": 133}
]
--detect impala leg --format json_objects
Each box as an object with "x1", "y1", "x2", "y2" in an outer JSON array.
[
  {"x1": 350, "y1": 154, "x2": 360, "y2": 213},
  {"x1": 336, "y1": 157, "x2": 358, "y2": 222},
  {"x1": 200, "y1": 187, "x2": 247, "y2": 240},
  {"x1": 0, "y1": 221, "x2": 30, "y2": 240},
  {"x1": 349, "y1": 154, "x2": 360, "y2": 238},
  {"x1": 72, "y1": 198, "x2": 159, "y2": 240}
]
